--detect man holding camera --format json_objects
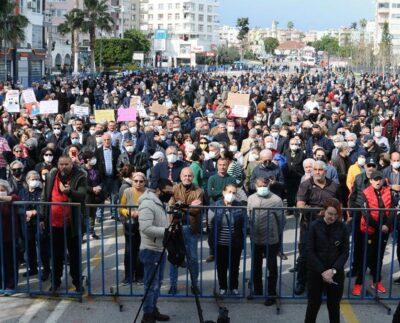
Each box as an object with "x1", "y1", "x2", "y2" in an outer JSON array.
[{"x1": 168, "y1": 167, "x2": 204, "y2": 295}]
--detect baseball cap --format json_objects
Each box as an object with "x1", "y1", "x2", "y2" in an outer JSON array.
[
  {"x1": 366, "y1": 158, "x2": 377, "y2": 167},
  {"x1": 370, "y1": 170, "x2": 384, "y2": 180},
  {"x1": 151, "y1": 151, "x2": 164, "y2": 160}
]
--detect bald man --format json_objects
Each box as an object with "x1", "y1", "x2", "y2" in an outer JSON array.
[
  {"x1": 167, "y1": 167, "x2": 204, "y2": 294},
  {"x1": 249, "y1": 149, "x2": 285, "y2": 196}
]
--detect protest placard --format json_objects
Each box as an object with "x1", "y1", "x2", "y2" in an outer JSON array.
[
  {"x1": 137, "y1": 106, "x2": 148, "y2": 118},
  {"x1": 22, "y1": 88, "x2": 37, "y2": 104},
  {"x1": 94, "y1": 109, "x2": 115, "y2": 123},
  {"x1": 4, "y1": 90, "x2": 20, "y2": 113},
  {"x1": 39, "y1": 100, "x2": 59, "y2": 114},
  {"x1": 150, "y1": 102, "x2": 169, "y2": 116},
  {"x1": 130, "y1": 96, "x2": 141, "y2": 109},
  {"x1": 73, "y1": 106, "x2": 90, "y2": 117},
  {"x1": 117, "y1": 107, "x2": 137, "y2": 122},
  {"x1": 227, "y1": 92, "x2": 250, "y2": 118}
]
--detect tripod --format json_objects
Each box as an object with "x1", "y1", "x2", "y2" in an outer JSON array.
[{"x1": 133, "y1": 219, "x2": 215, "y2": 323}]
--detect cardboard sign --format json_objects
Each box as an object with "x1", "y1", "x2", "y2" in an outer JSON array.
[
  {"x1": 22, "y1": 88, "x2": 37, "y2": 104},
  {"x1": 137, "y1": 105, "x2": 148, "y2": 118},
  {"x1": 227, "y1": 92, "x2": 250, "y2": 118},
  {"x1": 130, "y1": 96, "x2": 141, "y2": 109},
  {"x1": 94, "y1": 109, "x2": 115, "y2": 123},
  {"x1": 117, "y1": 107, "x2": 137, "y2": 122},
  {"x1": 74, "y1": 105, "x2": 90, "y2": 117},
  {"x1": 39, "y1": 100, "x2": 59, "y2": 114},
  {"x1": 4, "y1": 90, "x2": 20, "y2": 113},
  {"x1": 150, "y1": 102, "x2": 168, "y2": 116}
]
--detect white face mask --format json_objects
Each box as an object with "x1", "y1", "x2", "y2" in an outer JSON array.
[
  {"x1": 121, "y1": 130, "x2": 128, "y2": 136},
  {"x1": 126, "y1": 146, "x2": 134, "y2": 153},
  {"x1": 357, "y1": 157, "x2": 366, "y2": 167},
  {"x1": 160, "y1": 135, "x2": 166, "y2": 141},
  {"x1": 96, "y1": 137, "x2": 103, "y2": 145},
  {"x1": 227, "y1": 126, "x2": 235, "y2": 133},
  {"x1": 44, "y1": 155, "x2": 53, "y2": 163},
  {"x1": 0, "y1": 191, "x2": 7, "y2": 197},
  {"x1": 153, "y1": 160, "x2": 159, "y2": 166},
  {"x1": 256, "y1": 186, "x2": 269, "y2": 197},
  {"x1": 208, "y1": 151, "x2": 217, "y2": 159},
  {"x1": 266, "y1": 142, "x2": 274, "y2": 149},
  {"x1": 89, "y1": 158, "x2": 97, "y2": 166},
  {"x1": 290, "y1": 145, "x2": 298, "y2": 151},
  {"x1": 347, "y1": 141, "x2": 356, "y2": 148},
  {"x1": 334, "y1": 142, "x2": 342, "y2": 149},
  {"x1": 271, "y1": 132, "x2": 279, "y2": 138},
  {"x1": 71, "y1": 138, "x2": 79, "y2": 145},
  {"x1": 229, "y1": 145, "x2": 238, "y2": 153},
  {"x1": 223, "y1": 192, "x2": 235, "y2": 203},
  {"x1": 393, "y1": 161, "x2": 400, "y2": 169},
  {"x1": 248, "y1": 153, "x2": 259, "y2": 162},
  {"x1": 375, "y1": 132, "x2": 382, "y2": 138},
  {"x1": 89, "y1": 129, "x2": 96, "y2": 136},
  {"x1": 53, "y1": 129, "x2": 61, "y2": 135},
  {"x1": 28, "y1": 180, "x2": 40, "y2": 189},
  {"x1": 167, "y1": 154, "x2": 178, "y2": 164},
  {"x1": 129, "y1": 126, "x2": 137, "y2": 133}
]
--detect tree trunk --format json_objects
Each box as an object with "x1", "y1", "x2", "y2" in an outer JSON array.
[
  {"x1": 71, "y1": 32, "x2": 75, "y2": 74},
  {"x1": 12, "y1": 41, "x2": 17, "y2": 84},
  {"x1": 73, "y1": 28, "x2": 79, "y2": 74}
]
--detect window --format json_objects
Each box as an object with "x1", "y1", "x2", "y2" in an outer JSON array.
[
  {"x1": 158, "y1": 3, "x2": 163, "y2": 10},
  {"x1": 31, "y1": 25, "x2": 43, "y2": 48},
  {"x1": 158, "y1": 24, "x2": 163, "y2": 29},
  {"x1": 199, "y1": 14, "x2": 204, "y2": 22},
  {"x1": 148, "y1": 4, "x2": 153, "y2": 10},
  {"x1": 379, "y1": 2, "x2": 389, "y2": 8},
  {"x1": 199, "y1": 24, "x2": 204, "y2": 32},
  {"x1": 132, "y1": 14, "x2": 136, "y2": 21},
  {"x1": 207, "y1": 5, "x2": 213, "y2": 12},
  {"x1": 168, "y1": 13, "x2": 172, "y2": 20},
  {"x1": 158, "y1": 14, "x2": 163, "y2": 20},
  {"x1": 167, "y1": 24, "x2": 173, "y2": 30},
  {"x1": 148, "y1": 14, "x2": 153, "y2": 20},
  {"x1": 199, "y1": 4, "x2": 204, "y2": 11},
  {"x1": 168, "y1": 3, "x2": 173, "y2": 10},
  {"x1": 175, "y1": 13, "x2": 180, "y2": 19},
  {"x1": 176, "y1": 3, "x2": 180, "y2": 9},
  {"x1": 207, "y1": 25, "x2": 212, "y2": 33},
  {"x1": 392, "y1": 13, "x2": 400, "y2": 18},
  {"x1": 207, "y1": 15, "x2": 212, "y2": 23},
  {"x1": 393, "y1": 3, "x2": 400, "y2": 8},
  {"x1": 131, "y1": 4, "x2": 135, "y2": 10}
]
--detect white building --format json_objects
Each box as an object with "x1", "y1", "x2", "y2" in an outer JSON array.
[
  {"x1": 141, "y1": 0, "x2": 220, "y2": 67},
  {"x1": 0, "y1": 0, "x2": 46, "y2": 85},
  {"x1": 375, "y1": 0, "x2": 400, "y2": 54},
  {"x1": 218, "y1": 25, "x2": 240, "y2": 48}
]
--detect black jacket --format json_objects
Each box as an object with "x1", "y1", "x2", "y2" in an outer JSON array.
[
  {"x1": 307, "y1": 218, "x2": 349, "y2": 274},
  {"x1": 95, "y1": 146, "x2": 120, "y2": 179},
  {"x1": 349, "y1": 172, "x2": 370, "y2": 208}
]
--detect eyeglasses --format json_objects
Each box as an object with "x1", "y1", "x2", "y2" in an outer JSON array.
[
  {"x1": 134, "y1": 180, "x2": 144, "y2": 183},
  {"x1": 53, "y1": 127, "x2": 61, "y2": 130},
  {"x1": 366, "y1": 164, "x2": 377, "y2": 168},
  {"x1": 14, "y1": 150, "x2": 22, "y2": 153},
  {"x1": 44, "y1": 154, "x2": 53, "y2": 156},
  {"x1": 200, "y1": 142, "x2": 208, "y2": 144},
  {"x1": 12, "y1": 168, "x2": 22, "y2": 171}
]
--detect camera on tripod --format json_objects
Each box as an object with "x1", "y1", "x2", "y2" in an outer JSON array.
[{"x1": 167, "y1": 201, "x2": 189, "y2": 221}]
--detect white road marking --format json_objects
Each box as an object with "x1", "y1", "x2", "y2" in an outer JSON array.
[{"x1": 18, "y1": 300, "x2": 46, "y2": 323}]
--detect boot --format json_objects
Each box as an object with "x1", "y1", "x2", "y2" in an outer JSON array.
[
  {"x1": 141, "y1": 313, "x2": 156, "y2": 323},
  {"x1": 153, "y1": 308, "x2": 170, "y2": 321}
]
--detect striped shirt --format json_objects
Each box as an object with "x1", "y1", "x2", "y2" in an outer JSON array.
[{"x1": 218, "y1": 210, "x2": 233, "y2": 246}]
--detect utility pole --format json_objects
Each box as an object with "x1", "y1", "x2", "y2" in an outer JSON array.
[
  {"x1": 44, "y1": 4, "x2": 53, "y2": 76},
  {"x1": 73, "y1": 0, "x2": 80, "y2": 75}
]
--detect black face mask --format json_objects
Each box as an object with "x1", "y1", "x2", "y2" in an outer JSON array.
[
  {"x1": 159, "y1": 191, "x2": 173, "y2": 203},
  {"x1": 12, "y1": 168, "x2": 23, "y2": 177}
]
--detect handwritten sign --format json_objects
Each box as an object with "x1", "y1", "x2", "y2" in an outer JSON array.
[
  {"x1": 4, "y1": 90, "x2": 20, "y2": 113},
  {"x1": 22, "y1": 88, "x2": 37, "y2": 104},
  {"x1": 150, "y1": 102, "x2": 169, "y2": 116},
  {"x1": 137, "y1": 106, "x2": 148, "y2": 118},
  {"x1": 130, "y1": 96, "x2": 141, "y2": 109},
  {"x1": 117, "y1": 107, "x2": 137, "y2": 122},
  {"x1": 39, "y1": 100, "x2": 59, "y2": 114},
  {"x1": 94, "y1": 109, "x2": 115, "y2": 123},
  {"x1": 227, "y1": 92, "x2": 250, "y2": 118},
  {"x1": 73, "y1": 106, "x2": 90, "y2": 117}
]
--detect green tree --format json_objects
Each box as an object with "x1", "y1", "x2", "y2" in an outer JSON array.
[
  {"x1": 124, "y1": 29, "x2": 151, "y2": 53},
  {"x1": 311, "y1": 36, "x2": 340, "y2": 55},
  {"x1": 236, "y1": 17, "x2": 249, "y2": 60},
  {"x1": 287, "y1": 21, "x2": 294, "y2": 30},
  {"x1": 81, "y1": 0, "x2": 114, "y2": 72},
  {"x1": 350, "y1": 22, "x2": 357, "y2": 30},
  {"x1": 0, "y1": 0, "x2": 29, "y2": 82},
  {"x1": 217, "y1": 46, "x2": 240, "y2": 65},
  {"x1": 244, "y1": 50, "x2": 257, "y2": 60},
  {"x1": 58, "y1": 9, "x2": 85, "y2": 74},
  {"x1": 380, "y1": 21, "x2": 392, "y2": 73},
  {"x1": 94, "y1": 38, "x2": 134, "y2": 68},
  {"x1": 263, "y1": 37, "x2": 279, "y2": 54}
]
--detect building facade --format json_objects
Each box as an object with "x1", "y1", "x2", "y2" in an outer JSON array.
[
  {"x1": 217, "y1": 25, "x2": 240, "y2": 48},
  {"x1": 375, "y1": 0, "x2": 400, "y2": 54}
]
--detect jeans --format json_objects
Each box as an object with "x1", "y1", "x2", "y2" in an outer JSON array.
[
  {"x1": 169, "y1": 225, "x2": 199, "y2": 288},
  {"x1": 96, "y1": 177, "x2": 119, "y2": 219},
  {"x1": 140, "y1": 249, "x2": 166, "y2": 315}
]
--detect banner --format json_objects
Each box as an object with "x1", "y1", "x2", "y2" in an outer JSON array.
[
  {"x1": 4, "y1": 90, "x2": 20, "y2": 113},
  {"x1": 39, "y1": 100, "x2": 59, "y2": 114},
  {"x1": 117, "y1": 107, "x2": 137, "y2": 122},
  {"x1": 73, "y1": 106, "x2": 90, "y2": 117},
  {"x1": 94, "y1": 109, "x2": 115, "y2": 123},
  {"x1": 150, "y1": 102, "x2": 169, "y2": 116},
  {"x1": 227, "y1": 92, "x2": 250, "y2": 118}
]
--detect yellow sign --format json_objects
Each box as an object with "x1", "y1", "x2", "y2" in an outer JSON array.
[{"x1": 94, "y1": 109, "x2": 115, "y2": 123}]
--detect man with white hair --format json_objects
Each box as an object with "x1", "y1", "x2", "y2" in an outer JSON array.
[
  {"x1": 240, "y1": 128, "x2": 258, "y2": 155},
  {"x1": 373, "y1": 125, "x2": 390, "y2": 152},
  {"x1": 202, "y1": 142, "x2": 221, "y2": 183},
  {"x1": 294, "y1": 160, "x2": 339, "y2": 295},
  {"x1": 301, "y1": 158, "x2": 315, "y2": 183},
  {"x1": 346, "y1": 132, "x2": 365, "y2": 164}
]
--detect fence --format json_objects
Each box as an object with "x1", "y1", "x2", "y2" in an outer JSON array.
[{"x1": 0, "y1": 201, "x2": 399, "y2": 312}]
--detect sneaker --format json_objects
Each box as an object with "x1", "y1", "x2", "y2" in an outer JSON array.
[
  {"x1": 219, "y1": 289, "x2": 226, "y2": 296},
  {"x1": 294, "y1": 283, "x2": 305, "y2": 295},
  {"x1": 168, "y1": 286, "x2": 177, "y2": 295},
  {"x1": 352, "y1": 284, "x2": 362, "y2": 296},
  {"x1": 153, "y1": 307, "x2": 170, "y2": 321},
  {"x1": 394, "y1": 277, "x2": 400, "y2": 285},
  {"x1": 206, "y1": 255, "x2": 214, "y2": 263},
  {"x1": 371, "y1": 282, "x2": 386, "y2": 294},
  {"x1": 141, "y1": 313, "x2": 156, "y2": 323},
  {"x1": 231, "y1": 289, "x2": 239, "y2": 296}
]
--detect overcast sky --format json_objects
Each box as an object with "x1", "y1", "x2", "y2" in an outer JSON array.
[{"x1": 218, "y1": 0, "x2": 375, "y2": 30}]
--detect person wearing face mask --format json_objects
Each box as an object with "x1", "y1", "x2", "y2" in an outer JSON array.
[
  {"x1": 346, "y1": 154, "x2": 367, "y2": 192},
  {"x1": 47, "y1": 123, "x2": 68, "y2": 151},
  {"x1": 202, "y1": 142, "x2": 221, "y2": 183},
  {"x1": 284, "y1": 138, "x2": 305, "y2": 209},
  {"x1": 41, "y1": 155, "x2": 87, "y2": 293},
  {"x1": 211, "y1": 184, "x2": 246, "y2": 296},
  {"x1": 117, "y1": 140, "x2": 137, "y2": 172},
  {"x1": 361, "y1": 134, "x2": 383, "y2": 164},
  {"x1": 332, "y1": 143, "x2": 352, "y2": 208},
  {"x1": 8, "y1": 160, "x2": 26, "y2": 196},
  {"x1": 126, "y1": 121, "x2": 146, "y2": 153},
  {"x1": 137, "y1": 178, "x2": 173, "y2": 323},
  {"x1": 19, "y1": 170, "x2": 50, "y2": 281},
  {"x1": 35, "y1": 147, "x2": 56, "y2": 173},
  {"x1": 373, "y1": 125, "x2": 390, "y2": 153},
  {"x1": 249, "y1": 149, "x2": 285, "y2": 196},
  {"x1": 82, "y1": 151, "x2": 101, "y2": 240},
  {"x1": 345, "y1": 133, "x2": 365, "y2": 164},
  {"x1": 247, "y1": 178, "x2": 285, "y2": 305},
  {"x1": 167, "y1": 167, "x2": 204, "y2": 295},
  {"x1": 306, "y1": 124, "x2": 334, "y2": 158},
  {"x1": 149, "y1": 146, "x2": 185, "y2": 190}
]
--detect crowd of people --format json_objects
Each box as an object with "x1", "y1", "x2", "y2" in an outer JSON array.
[{"x1": 0, "y1": 67, "x2": 400, "y2": 322}]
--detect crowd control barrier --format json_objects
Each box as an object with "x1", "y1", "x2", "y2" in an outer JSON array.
[{"x1": 0, "y1": 201, "x2": 399, "y2": 313}]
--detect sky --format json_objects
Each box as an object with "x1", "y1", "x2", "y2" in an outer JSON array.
[{"x1": 218, "y1": 0, "x2": 375, "y2": 31}]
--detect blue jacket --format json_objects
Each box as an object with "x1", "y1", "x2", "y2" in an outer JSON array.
[{"x1": 211, "y1": 199, "x2": 246, "y2": 249}]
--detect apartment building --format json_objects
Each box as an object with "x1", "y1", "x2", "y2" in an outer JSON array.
[
  {"x1": 375, "y1": 0, "x2": 400, "y2": 54},
  {"x1": 218, "y1": 25, "x2": 240, "y2": 48}
]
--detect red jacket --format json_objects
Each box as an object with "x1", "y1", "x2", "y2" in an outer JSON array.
[{"x1": 361, "y1": 185, "x2": 392, "y2": 235}]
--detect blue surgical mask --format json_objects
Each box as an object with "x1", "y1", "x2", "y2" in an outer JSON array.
[{"x1": 256, "y1": 186, "x2": 270, "y2": 197}]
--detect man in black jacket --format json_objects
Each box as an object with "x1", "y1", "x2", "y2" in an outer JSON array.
[
  {"x1": 95, "y1": 133, "x2": 120, "y2": 220},
  {"x1": 347, "y1": 158, "x2": 377, "y2": 277},
  {"x1": 41, "y1": 155, "x2": 87, "y2": 292}
]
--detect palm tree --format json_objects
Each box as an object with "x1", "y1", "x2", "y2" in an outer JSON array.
[
  {"x1": 58, "y1": 9, "x2": 84, "y2": 74},
  {"x1": 287, "y1": 21, "x2": 294, "y2": 30},
  {"x1": 0, "y1": 0, "x2": 29, "y2": 82},
  {"x1": 81, "y1": 0, "x2": 114, "y2": 72}
]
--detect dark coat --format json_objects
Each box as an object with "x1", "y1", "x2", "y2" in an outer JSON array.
[
  {"x1": 149, "y1": 160, "x2": 186, "y2": 189},
  {"x1": 94, "y1": 146, "x2": 120, "y2": 179}
]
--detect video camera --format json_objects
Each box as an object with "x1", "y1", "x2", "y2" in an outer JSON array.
[{"x1": 167, "y1": 201, "x2": 189, "y2": 220}]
